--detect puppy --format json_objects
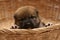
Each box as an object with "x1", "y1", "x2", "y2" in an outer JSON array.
[{"x1": 11, "y1": 6, "x2": 46, "y2": 29}]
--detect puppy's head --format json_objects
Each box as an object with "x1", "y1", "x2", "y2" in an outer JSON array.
[{"x1": 14, "y1": 6, "x2": 41, "y2": 29}]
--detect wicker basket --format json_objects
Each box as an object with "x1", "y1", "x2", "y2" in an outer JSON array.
[{"x1": 0, "y1": 24, "x2": 60, "y2": 40}]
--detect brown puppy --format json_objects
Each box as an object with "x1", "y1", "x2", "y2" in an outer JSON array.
[{"x1": 11, "y1": 6, "x2": 46, "y2": 29}]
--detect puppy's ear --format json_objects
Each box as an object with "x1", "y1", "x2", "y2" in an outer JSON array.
[
  {"x1": 35, "y1": 10, "x2": 39, "y2": 17},
  {"x1": 14, "y1": 14, "x2": 17, "y2": 19}
]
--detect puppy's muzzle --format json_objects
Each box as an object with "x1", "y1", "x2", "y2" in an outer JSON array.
[
  {"x1": 21, "y1": 19, "x2": 34, "y2": 29},
  {"x1": 23, "y1": 20, "x2": 33, "y2": 26}
]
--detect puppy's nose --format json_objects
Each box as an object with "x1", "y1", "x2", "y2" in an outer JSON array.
[{"x1": 26, "y1": 22, "x2": 31, "y2": 25}]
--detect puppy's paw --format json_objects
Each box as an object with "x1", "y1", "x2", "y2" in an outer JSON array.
[
  {"x1": 10, "y1": 25, "x2": 19, "y2": 29},
  {"x1": 45, "y1": 23, "x2": 53, "y2": 27}
]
